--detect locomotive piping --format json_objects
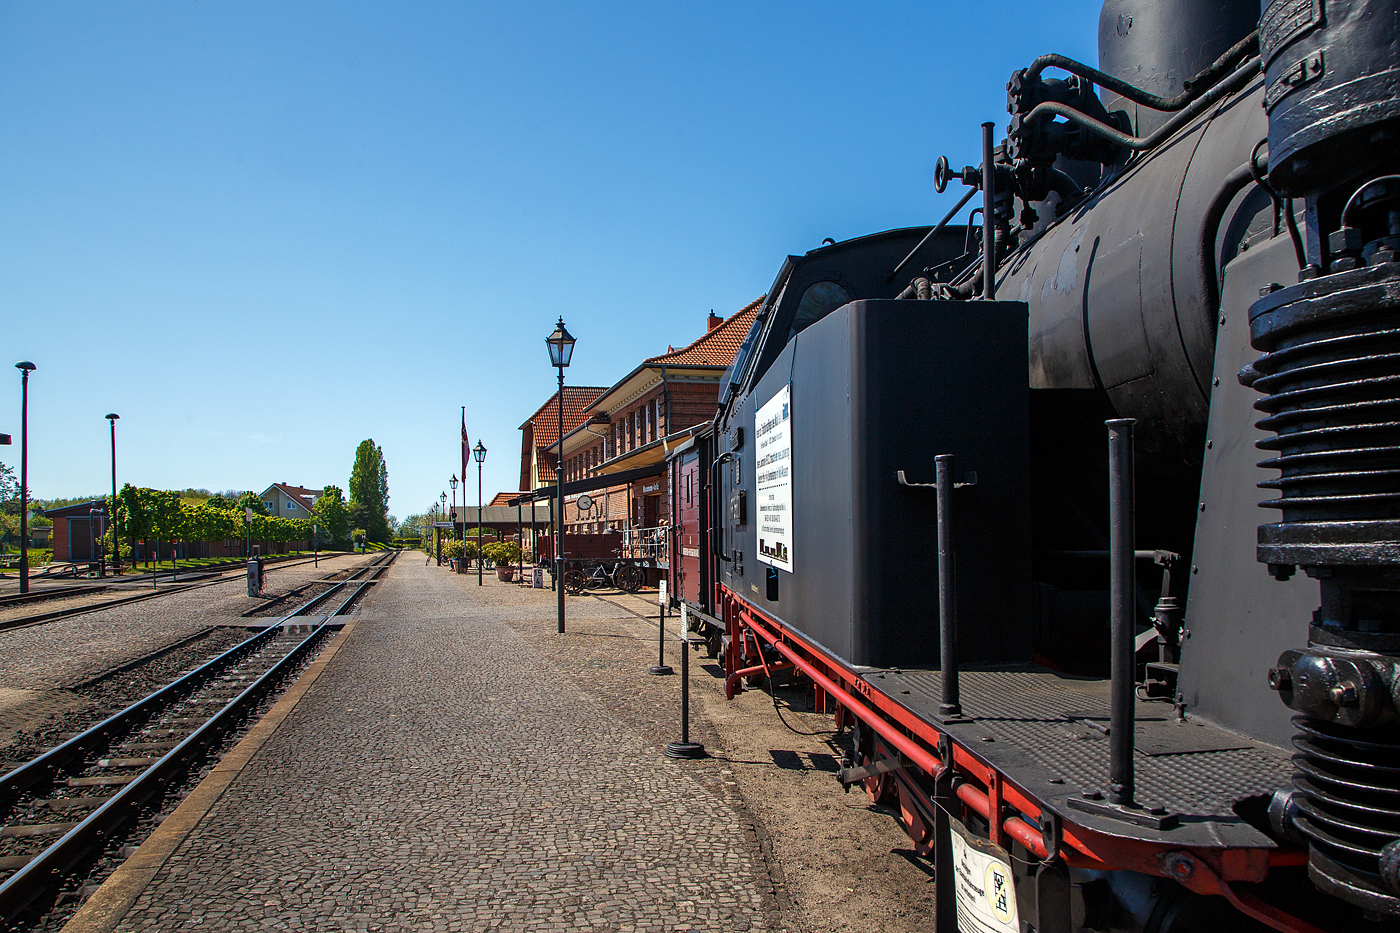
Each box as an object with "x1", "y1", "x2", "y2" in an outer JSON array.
[
  {"x1": 980, "y1": 122, "x2": 998, "y2": 300},
  {"x1": 1024, "y1": 30, "x2": 1258, "y2": 113},
  {"x1": 1019, "y1": 55, "x2": 1260, "y2": 154}
]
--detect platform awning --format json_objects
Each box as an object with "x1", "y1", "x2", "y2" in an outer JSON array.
[{"x1": 506, "y1": 461, "x2": 665, "y2": 506}]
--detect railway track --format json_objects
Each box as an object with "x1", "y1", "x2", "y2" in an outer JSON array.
[
  {"x1": 0, "y1": 551, "x2": 382, "y2": 632},
  {"x1": 0, "y1": 550, "x2": 395, "y2": 928}
]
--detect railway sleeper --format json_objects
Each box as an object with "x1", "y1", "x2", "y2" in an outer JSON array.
[{"x1": 1, "y1": 822, "x2": 77, "y2": 838}]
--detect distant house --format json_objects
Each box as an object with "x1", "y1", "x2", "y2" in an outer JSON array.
[
  {"x1": 44, "y1": 501, "x2": 108, "y2": 561},
  {"x1": 259, "y1": 484, "x2": 322, "y2": 519}
]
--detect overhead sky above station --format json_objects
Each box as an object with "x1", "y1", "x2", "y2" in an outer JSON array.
[{"x1": 1, "y1": 1, "x2": 1099, "y2": 513}]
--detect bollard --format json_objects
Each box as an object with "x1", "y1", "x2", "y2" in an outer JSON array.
[
  {"x1": 934, "y1": 455, "x2": 962, "y2": 718},
  {"x1": 665, "y1": 604, "x2": 705, "y2": 759},
  {"x1": 649, "y1": 579, "x2": 673, "y2": 675}
]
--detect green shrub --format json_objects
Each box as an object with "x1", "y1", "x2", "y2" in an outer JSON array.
[{"x1": 483, "y1": 541, "x2": 521, "y2": 567}]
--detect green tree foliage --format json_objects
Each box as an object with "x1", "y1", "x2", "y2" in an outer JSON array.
[
  {"x1": 348, "y1": 439, "x2": 391, "y2": 542},
  {"x1": 0, "y1": 463, "x2": 17, "y2": 548},
  {"x1": 313, "y1": 485, "x2": 350, "y2": 548},
  {"x1": 236, "y1": 491, "x2": 269, "y2": 516},
  {"x1": 109, "y1": 485, "x2": 313, "y2": 563},
  {"x1": 150, "y1": 490, "x2": 184, "y2": 543}
]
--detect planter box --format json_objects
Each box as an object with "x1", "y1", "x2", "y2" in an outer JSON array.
[{"x1": 496, "y1": 566, "x2": 515, "y2": 582}]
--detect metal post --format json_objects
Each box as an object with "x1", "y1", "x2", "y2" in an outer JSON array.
[
  {"x1": 313, "y1": 523, "x2": 318, "y2": 567},
  {"x1": 1107, "y1": 418, "x2": 1137, "y2": 807},
  {"x1": 934, "y1": 454, "x2": 962, "y2": 717},
  {"x1": 107, "y1": 414, "x2": 119, "y2": 573},
  {"x1": 557, "y1": 366, "x2": 566, "y2": 634},
  {"x1": 650, "y1": 581, "x2": 672, "y2": 675},
  {"x1": 477, "y1": 461, "x2": 484, "y2": 586},
  {"x1": 981, "y1": 121, "x2": 997, "y2": 301},
  {"x1": 517, "y1": 502, "x2": 523, "y2": 584},
  {"x1": 665, "y1": 607, "x2": 705, "y2": 759},
  {"x1": 16, "y1": 364, "x2": 32, "y2": 594}
]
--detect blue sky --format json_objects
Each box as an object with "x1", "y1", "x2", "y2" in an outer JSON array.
[{"x1": 2, "y1": 1, "x2": 1099, "y2": 519}]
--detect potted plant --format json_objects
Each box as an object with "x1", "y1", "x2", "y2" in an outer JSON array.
[{"x1": 483, "y1": 541, "x2": 522, "y2": 581}]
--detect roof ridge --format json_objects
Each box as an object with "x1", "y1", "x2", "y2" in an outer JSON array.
[{"x1": 643, "y1": 295, "x2": 764, "y2": 366}]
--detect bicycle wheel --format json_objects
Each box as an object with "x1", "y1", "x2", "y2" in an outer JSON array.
[
  {"x1": 563, "y1": 568, "x2": 587, "y2": 595},
  {"x1": 619, "y1": 563, "x2": 643, "y2": 593}
]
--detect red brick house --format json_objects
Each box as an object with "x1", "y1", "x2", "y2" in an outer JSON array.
[{"x1": 548, "y1": 298, "x2": 763, "y2": 538}]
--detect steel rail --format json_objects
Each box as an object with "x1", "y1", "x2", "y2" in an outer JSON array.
[
  {"x1": 0, "y1": 551, "x2": 381, "y2": 631},
  {"x1": 0, "y1": 621, "x2": 333, "y2": 920},
  {"x1": 0, "y1": 552, "x2": 394, "y2": 921}
]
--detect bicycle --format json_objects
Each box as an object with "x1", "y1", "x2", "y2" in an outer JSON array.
[{"x1": 562, "y1": 555, "x2": 643, "y2": 595}]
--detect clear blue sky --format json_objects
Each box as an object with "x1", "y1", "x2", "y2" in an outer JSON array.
[{"x1": 2, "y1": 1, "x2": 1099, "y2": 520}]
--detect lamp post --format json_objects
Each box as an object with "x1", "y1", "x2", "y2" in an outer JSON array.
[
  {"x1": 450, "y1": 474, "x2": 459, "y2": 544},
  {"x1": 15, "y1": 362, "x2": 35, "y2": 594},
  {"x1": 474, "y1": 440, "x2": 487, "y2": 586},
  {"x1": 438, "y1": 491, "x2": 447, "y2": 566},
  {"x1": 105, "y1": 413, "x2": 120, "y2": 573},
  {"x1": 546, "y1": 318, "x2": 575, "y2": 634}
]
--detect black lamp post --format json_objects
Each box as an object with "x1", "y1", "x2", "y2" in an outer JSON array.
[
  {"x1": 15, "y1": 362, "x2": 35, "y2": 595},
  {"x1": 546, "y1": 318, "x2": 575, "y2": 634},
  {"x1": 449, "y1": 474, "x2": 458, "y2": 545},
  {"x1": 474, "y1": 440, "x2": 487, "y2": 586},
  {"x1": 438, "y1": 491, "x2": 447, "y2": 566},
  {"x1": 105, "y1": 413, "x2": 120, "y2": 573}
]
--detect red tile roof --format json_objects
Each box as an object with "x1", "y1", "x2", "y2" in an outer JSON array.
[
  {"x1": 645, "y1": 296, "x2": 764, "y2": 368},
  {"x1": 489, "y1": 491, "x2": 526, "y2": 507},
  {"x1": 521, "y1": 386, "x2": 607, "y2": 486},
  {"x1": 270, "y1": 484, "x2": 323, "y2": 505},
  {"x1": 519, "y1": 386, "x2": 608, "y2": 439}
]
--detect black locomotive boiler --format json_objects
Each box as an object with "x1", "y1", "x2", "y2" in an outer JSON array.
[{"x1": 667, "y1": 0, "x2": 1400, "y2": 929}]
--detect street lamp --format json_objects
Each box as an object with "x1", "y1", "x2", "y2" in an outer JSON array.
[
  {"x1": 474, "y1": 440, "x2": 487, "y2": 586},
  {"x1": 15, "y1": 362, "x2": 35, "y2": 594},
  {"x1": 546, "y1": 318, "x2": 575, "y2": 634},
  {"x1": 449, "y1": 474, "x2": 459, "y2": 545},
  {"x1": 105, "y1": 414, "x2": 120, "y2": 573},
  {"x1": 438, "y1": 491, "x2": 447, "y2": 566}
]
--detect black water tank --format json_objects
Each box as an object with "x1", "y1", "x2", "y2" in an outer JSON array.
[
  {"x1": 1098, "y1": 0, "x2": 1258, "y2": 136},
  {"x1": 1262, "y1": 0, "x2": 1400, "y2": 195}
]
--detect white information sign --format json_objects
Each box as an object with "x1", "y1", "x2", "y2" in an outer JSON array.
[
  {"x1": 949, "y1": 817, "x2": 1019, "y2": 933},
  {"x1": 755, "y1": 384, "x2": 793, "y2": 571}
]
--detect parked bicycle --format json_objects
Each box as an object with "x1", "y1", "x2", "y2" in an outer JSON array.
[{"x1": 562, "y1": 554, "x2": 643, "y2": 595}]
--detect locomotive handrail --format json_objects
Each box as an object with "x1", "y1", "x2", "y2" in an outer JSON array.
[{"x1": 710, "y1": 452, "x2": 734, "y2": 563}]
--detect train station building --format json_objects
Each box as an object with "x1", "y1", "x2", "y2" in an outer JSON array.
[{"x1": 515, "y1": 298, "x2": 761, "y2": 564}]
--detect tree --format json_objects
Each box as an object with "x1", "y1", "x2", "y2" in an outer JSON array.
[
  {"x1": 314, "y1": 485, "x2": 350, "y2": 548},
  {"x1": 349, "y1": 439, "x2": 390, "y2": 542},
  {"x1": 236, "y1": 491, "x2": 268, "y2": 516}
]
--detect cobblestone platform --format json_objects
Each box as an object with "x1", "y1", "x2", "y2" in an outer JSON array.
[{"x1": 105, "y1": 558, "x2": 773, "y2": 932}]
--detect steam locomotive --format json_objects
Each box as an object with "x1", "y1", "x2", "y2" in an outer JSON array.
[{"x1": 667, "y1": 1, "x2": 1400, "y2": 929}]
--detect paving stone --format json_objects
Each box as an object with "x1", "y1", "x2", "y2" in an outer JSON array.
[{"x1": 114, "y1": 559, "x2": 772, "y2": 931}]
